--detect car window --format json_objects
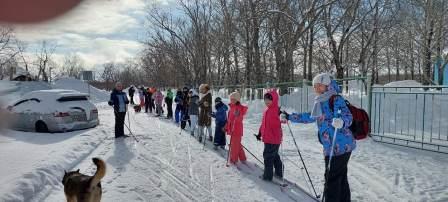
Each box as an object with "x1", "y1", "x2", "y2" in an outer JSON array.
[
  {"x1": 13, "y1": 99, "x2": 28, "y2": 106},
  {"x1": 57, "y1": 96, "x2": 88, "y2": 102},
  {"x1": 13, "y1": 98, "x2": 40, "y2": 107}
]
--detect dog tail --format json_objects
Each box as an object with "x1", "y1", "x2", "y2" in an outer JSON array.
[{"x1": 90, "y1": 158, "x2": 106, "y2": 188}]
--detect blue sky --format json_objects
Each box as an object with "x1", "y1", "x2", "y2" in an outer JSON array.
[{"x1": 14, "y1": 0, "x2": 174, "y2": 70}]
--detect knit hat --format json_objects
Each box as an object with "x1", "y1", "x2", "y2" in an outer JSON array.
[
  {"x1": 215, "y1": 97, "x2": 222, "y2": 103},
  {"x1": 312, "y1": 73, "x2": 332, "y2": 86},
  {"x1": 229, "y1": 91, "x2": 241, "y2": 102}
]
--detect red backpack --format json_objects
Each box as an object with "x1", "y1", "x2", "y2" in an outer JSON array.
[{"x1": 329, "y1": 95, "x2": 370, "y2": 140}]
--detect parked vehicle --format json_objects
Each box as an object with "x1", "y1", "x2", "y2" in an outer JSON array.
[{"x1": 7, "y1": 89, "x2": 99, "y2": 133}]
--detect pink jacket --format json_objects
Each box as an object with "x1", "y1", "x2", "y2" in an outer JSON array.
[
  {"x1": 225, "y1": 103, "x2": 248, "y2": 137},
  {"x1": 154, "y1": 91, "x2": 164, "y2": 105},
  {"x1": 259, "y1": 89, "x2": 283, "y2": 145}
]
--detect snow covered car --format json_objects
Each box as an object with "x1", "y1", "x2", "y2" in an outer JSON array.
[{"x1": 7, "y1": 89, "x2": 99, "y2": 133}]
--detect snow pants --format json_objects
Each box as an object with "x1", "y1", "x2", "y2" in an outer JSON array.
[
  {"x1": 213, "y1": 123, "x2": 226, "y2": 146},
  {"x1": 324, "y1": 152, "x2": 351, "y2": 202},
  {"x1": 262, "y1": 143, "x2": 283, "y2": 180},
  {"x1": 229, "y1": 134, "x2": 246, "y2": 164}
]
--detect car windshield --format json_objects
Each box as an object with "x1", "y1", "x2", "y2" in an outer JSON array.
[{"x1": 57, "y1": 96, "x2": 88, "y2": 102}]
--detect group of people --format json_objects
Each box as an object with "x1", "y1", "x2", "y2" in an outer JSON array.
[
  {"x1": 109, "y1": 73, "x2": 356, "y2": 202},
  {"x1": 128, "y1": 85, "x2": 174, "y2": 118}
]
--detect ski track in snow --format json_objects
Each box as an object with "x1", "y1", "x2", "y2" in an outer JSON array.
[{"x1": 35, "y1": 106, "x2": 309, "y2": 202}]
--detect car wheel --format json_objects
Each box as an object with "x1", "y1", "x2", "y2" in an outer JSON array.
[{"x1": 35, "y1": 121, "x2": 49, "y2": 133}]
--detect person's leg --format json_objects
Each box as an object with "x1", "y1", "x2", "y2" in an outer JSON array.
[
  {"x1": 190, "y1": 115, "x2": 198, "y2": 136},
  {"x1": 340, "y1": 153, "x2": 351, "y2": 202},
  {"x1": 167, "y1": 101, "x2": 173, "y2": 118},
  {"x1": 198, "y1": 125, "x2": 204, "y2": 142},
  {"x1": 118, "y1": 112, "x2": 126, "y2": 137},
  {"x1": 145, "y1": 102, "x2": 149, "y2": 113},
  {"x1": 213, "y1": 125, "x2": 221, "y2": 146},
  {"x1": 207, "y1": 126, "x2": 213, "y2": 141},
  {"x1": 263, "y1": 144, "x2": 275, "y2": 180},
  {"x1": 130, "y1": 95, "x2": 134, "y2": 104},
  {"x1": 229, "y1": 135, "x2": 242, "y2": 164},
  {"x1": 272, "y1": 144, "x2": 283, "y2": 178},
  {"x1": 238, "y1": 140, "x2": 246, "y2": 162},
  {"x1": 114, "y1": 112, "x2": 120, "y2": 138},
  {"x1": 175, "y1": 107, "x2": 180, "y2": 123},
  {"x1": 324, "y1": 153, "x2": 348, "y2": 202}
]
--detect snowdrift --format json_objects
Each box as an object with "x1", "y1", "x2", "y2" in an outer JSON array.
[{"x1": 53, "y1": 77, "x2": 109, "y2": 103}]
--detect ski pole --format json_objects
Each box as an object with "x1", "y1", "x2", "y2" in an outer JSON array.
[
  {"x1": 114, "y1": 108, "x2": 139, "y2": 142},
  {"x1": 241, "y1": 144, "x2": 263, "y2": 165},
  {"x1": 286, "y1": 121, "x2": 319, "y2": 199}
]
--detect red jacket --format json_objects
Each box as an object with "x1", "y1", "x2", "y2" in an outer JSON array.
[
  {"x1": 225, "y1": 103, "x2": 248, "y2": 137},
  {"x1": 259, "y1": 89, "x2": 283, "y2": 145}
]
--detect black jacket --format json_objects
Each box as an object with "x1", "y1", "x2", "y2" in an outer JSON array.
[{"x1": 108, "y1": 89, "x2": 129, "y2": 112}]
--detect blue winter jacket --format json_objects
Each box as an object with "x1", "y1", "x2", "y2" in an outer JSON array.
[
  {"x1": 108, "y1": 89, "x2": 129, "y2": 112},
  {"x1": 211, "y1": 102, "x2": 228, "y2": 126},
  {"x1": 288, "y1": 85, "x2": 356, "y2": 157}
]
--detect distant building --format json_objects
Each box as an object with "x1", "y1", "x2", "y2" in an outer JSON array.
[{"x1": 80, "y1": 71, "x2": 94, "y2": 81}]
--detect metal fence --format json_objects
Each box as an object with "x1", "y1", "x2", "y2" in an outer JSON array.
[
  {"x1": 370, "y1": 86, "x2": 448, "y2": 153},
  {"x1": 210, "y1": 76, "x2": 448, "y2": 154}
]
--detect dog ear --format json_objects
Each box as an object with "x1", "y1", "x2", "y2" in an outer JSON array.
[{"x1": 76, "y1": 169, "x2": 80, "y2": 173}]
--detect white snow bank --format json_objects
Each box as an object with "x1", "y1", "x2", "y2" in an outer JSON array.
[
  {"x1": 0, "y1": 80, "x2": 51, "y2": 106},
  {"x1": 53, "y1": 77, "x2": 109, "y2": 103},
  {"x1": 384, "y1": 80, "x2": 422, "y2": 87}
]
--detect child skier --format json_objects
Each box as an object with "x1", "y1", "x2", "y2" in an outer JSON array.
[
  {"x1": 255, "y1": 89, "x2": 283, "y2": 181},
  {"x1": 153, "y1": 89, "x2": 164, "y2": 117},
  {"x1": 165, "y1": 89, "x2": 174, "y2": 119},
  {"x1": 145, "y1": 87, "x2": 153, "y2": 113},
  {"x1": 211, "y1": 97, "x2": 228, "y2": 149},
  {"x1": 180, "y1": 86, "x2": 191, "y2": 129},
  {"x1": 138, "y1": 86, "x2": 145, "y2": 108},
  {"x1": 198, "y1": 84, "x2": 212, "y2": 143},
  {"x1": 188, "y1": 89, "x2": 200, "y2": 136},
  {"x1": 174, "y1": 89, "x2": 183, "y2": 124},
  {"x1": 225, "y1": 91, "x2": 248, "y2": 165},
  {"x1": 285, "y1": 73, "x2": 355, "y2": 202}
]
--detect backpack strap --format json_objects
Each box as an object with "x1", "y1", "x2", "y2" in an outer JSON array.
[
  {"x1": 329, "y1": 94, "x2": 339, "y2": 113},
  {"x1": 329, "y1": 94, "x2": 350, "y2": 113}
]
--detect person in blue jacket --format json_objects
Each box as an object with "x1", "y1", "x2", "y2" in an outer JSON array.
[
  {"x1": 174, "y1": 89, "x2": 184, "y2": 124},
  {"x1": 108, "y1": 82, "x2": 130, "y2": 138},
  {"x1": 285, "y1": 73, "x2": 355, "y2": 202},
  {"x1": 211, "y1": 97, "x2": 228, "y2": 149}
]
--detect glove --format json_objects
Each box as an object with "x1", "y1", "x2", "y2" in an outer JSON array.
[
  {"x1": 108, "y1": 101, "x2": 113, "y2": 106},
  {"x1": 210, "y1": 112, "x2": 216, "y2": 118},
  {"x1": 332, "y1": 118, "x2": 344, "y2": 129},
  {"x1": 280, "y1": 111, "x2": 289, "y2": 121},
  {"x1": 254, "y1": 132, "x2": 261, "y2": 141}
]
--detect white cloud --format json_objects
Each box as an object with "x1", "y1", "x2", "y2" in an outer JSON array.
[{"x1": 13, "y1": 0, "x2": 149, "y2": 69}]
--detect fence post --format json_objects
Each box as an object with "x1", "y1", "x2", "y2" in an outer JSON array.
[{"x1": 367, "y1": 74, "x2": 373, "y2": 117}]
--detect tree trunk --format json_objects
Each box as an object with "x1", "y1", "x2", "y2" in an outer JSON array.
[{"x1": 307, "y1": 24, "x2": 314, "y2": 81}]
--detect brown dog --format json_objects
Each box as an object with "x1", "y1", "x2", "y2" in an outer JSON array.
[{"x1": 62, "y1": 158, "x2": 106, "y2": 202}]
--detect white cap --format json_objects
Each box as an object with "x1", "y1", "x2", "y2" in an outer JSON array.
[{"x1": 312, "y1": 73, "x2": 332, "y2": 86}]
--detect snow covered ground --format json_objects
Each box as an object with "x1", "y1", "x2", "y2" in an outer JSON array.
[{"x1": 0, "y1": 78, "x2": 447, "y2": 201}]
